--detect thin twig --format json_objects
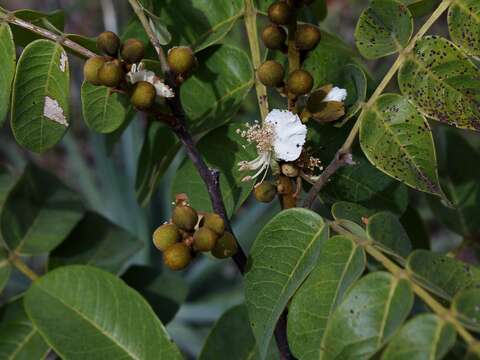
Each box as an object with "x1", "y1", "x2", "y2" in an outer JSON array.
[
  {"x1": 303, "y1": 0, "x2": 454, "y2": 208},
  {"x1": 9, "y1": 253, "x2": 39, "y2": 281}
]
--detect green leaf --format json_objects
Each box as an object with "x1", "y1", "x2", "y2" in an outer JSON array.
[
  {"x1": 367, "y1": 211, "x2": 412, "y2": 258},
  {"x1": 399, "y1": 206, "x2": 430, "y2": 250},
  {"x1": 49, "y1": 212, "x2": 143, "y2": 274},
  {"x1": 287, "y1": 236, "x2": 366, "y2": 360},
  {"x1": 11, "y1": 10, "x2": 64, "y2": 47},
  {"x1": 338, "y1": 64, "x2": 368, "y2": 125},
  {"x1": 0, "y1": 248, "x2": 11, "y2": 294},
  {"x1": 448, "y1": 0, "x2": 480, "y2": 57},
  {"x1": 0, "y1": 164, "x2": 84, "y2": 255},
  {"x1": 407, "y1": 249, "x2": 480, "y2": 300},
  {"x1": 182, "y1": 45, "x2": 253, "y2": 133},
  {"x1": 398, "y1": 36, "x2": 480, "y2": 131},
  {"x1": 199, "y1": 304, "x2": 278, "y2": 360},
  {"x1": 0, "y1": 23, "x2": 15, "y2": 127},
  {"x1": 172, "y1": 124, "x2": 256, "y2": 217},
  {"x1": 400, "y1": 0, "x2": 439, "y2": 17},
  {"x1": 122, "y1": 266, "x2": 188, "y2": 325},
  {"x1": 80, "y1": 81, "x2": 129, "y2": 134},
  {"x1": 360, "y1": 94, "x2": 442, "y2": 196},
  {"x1": 245, "y1": 208, "x2": 329, "y2": 359},
  {"x1": 452, "y1": 288, "x2": 480, "y2": 332},
  {"x1": 332, "y1": 201, "x2": 376, "y2": 226},
  {"x1": 0, "y1": 166, "x2": 17, "y2": 210},
  {"x1": 381, "y1": 314, "x2": 457, "y2": 360},
  {"x1": 0, "y1": 300, "x2": 50, "y2": 360},
  {"x1": 355, "y1": 0, "x2": 413, "y2": 59},
  {"x1": 136, "y1": 121, "x2": 180, "y2": 206},
  {"x1": 11, "y1": 39, "x2": 70, "y2": 152},
  {"x1": 154, "y1": 0, "x2": 244, "y2": 51},
  {"x1": 320, "y1": 272, "x2": 414, "y2": 360},
  {"x1": 24, "y1": 265, "x2": 182, "y2": 360}
]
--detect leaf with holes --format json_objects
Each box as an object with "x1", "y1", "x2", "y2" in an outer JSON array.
[
  {"x1": 360, "y1": 94, "x2": 442, "y2": 196},
  {"x1": 381, "y1": 314, "x2": 457, "y2": 360},
  {"x1": 0, "y1": 300, "x2": 50, "y2": 359},
  {"x1": 24, "y1": 265, "x2": 182, "y2": 360},
  {"x1": 319, "y1": 272, "x2": 414, "y2": 360},
  {"x1": 398, "y1": 36, "x2": 480, "y2": 131},
  {"x1": 448, "y1": 0, "x2": 480, "y2": 57},
  {"x1": 245, "y1": 209, "x2": 329, "y2": 359},
  {"x1": 81, "y1": 81, "x2": 129, "y2": 134},
  {"x1": 11, "y1": 40, "x2": 70, "y2": 152},
  {"x1": 153, "y1": 0, "x2": 243, "y2": 52},
  {"x1": 171, "y1": 124, "x2": 256, "y2": 218},
  {"x1": 355, "y1": 0, "x2": 413, "y2": 59},
  {"x1": 0, "y1": 164, "x2": 84, "y2": 255},
  {"x1": 287, "y1": 236, "x2": 366, "y2": 360},
  {"x1": 0, "y1": 23, "x2": 15, "y2": 127}
]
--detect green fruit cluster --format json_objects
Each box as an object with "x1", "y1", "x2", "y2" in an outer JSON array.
[
  {"x1": 153, "y1": 202, "x2": 237, "y2": 271},
  {"x1": 167, "y1": 46, "x2": 197, "y2": 75},
  {"x1": 257, "y1": 1, "x2": 321, "y2": 97}
]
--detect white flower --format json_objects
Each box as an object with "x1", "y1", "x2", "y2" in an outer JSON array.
[
  {"x1": 323, "y1": 86, "x2": 347, "y2": 102},
  {"x1": 238, "y1": 109, "x2": 307, "y2": 182},
  {"x1": 126, "y1": 63, "x2": 174, "y2": 99}
]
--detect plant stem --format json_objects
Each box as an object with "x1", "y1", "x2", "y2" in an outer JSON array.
[
  {"x1": 9, "y1": 253, "x2": 39, "y2": 281},
  {"x1": 1, "y1": 13, "x2": 96, "y2": 59},
  {"x1": 244, "y1": 0, "x2": 269, "y2": 121},
  {"x1": 303, "y1": 0, "x2": 453, "y2": 208},
  {"x1": 330, "y1": 221, "x2": 479, "y2": 350}
]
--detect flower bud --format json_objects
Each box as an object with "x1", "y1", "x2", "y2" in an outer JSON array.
[
  {"x1": 268, "y1": 2, "x2": 294, "y2": 25},
  {"x1": 281, "y1": 163, "x2": 300, "y2": 177},
  {"x1": 201, "y1": 213, "x2": 225, "y2": 235},
  {"x1": 131, "y1": 81, "x2": 156, "y2": 110},
  {"x1": 153, "y1": 223, "x2": 181, "y2": 251},
  {"x1": 295, "y1": 25, "x2": 321, "y2": 51},
  {"x1": 306, "y1": 85, "x2": 346, "y2": 122},
  {"x1": 172, "y1": 204, "x2": 198, "y2": 231},
  {"x1": 193, "y1": 227, "x2": 218, "y2": 252},
  {"x1": 167, "y1": 46, "x2": 197, "y2": 74},
  {"x1": 211, "y1": 232, "x2": 238, "y2": 259},
  {"x1": 163, "y1": 243, "x2": 192, "y2": 270},
  {"x1": 97, "y1": 60, "x2": 124, "y2": 87},
  {"x1": 254, "y1": 181, "x2": 277, "y2": 203},
  {"x1": 83, "y1": 56, "x2": 106, "y2": 85},
  {"x1": 262, "y1": 25, "x2": 287, "y2": 50},
  {"x1": 287, "y1": 69, "x2": 313, "y2": 95},
  {"x1": 257, "y1": 60, "x2": 285, "y2": 88},
  {"x1": 97, "y1": 31, "x2": 120, "y2": 56},
  {"x1": 121, "y1": 38, "x2": 145, "y2": 64}
]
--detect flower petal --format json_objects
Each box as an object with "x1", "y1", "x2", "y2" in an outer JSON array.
[{"x1": 323, "y1": 87, "x2": 347, "y2": 102}]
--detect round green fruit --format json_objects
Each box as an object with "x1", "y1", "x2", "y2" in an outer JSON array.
[
  {"x1": 254, "y1": 181, "x2": 277, "y2": 203},
  {"x1": 287, "y1": 69, "x2": 313, "y2": 95},
  {"x1": 193, "y1": 227, "x2": 218, "y2": 252},
  {"x1": 131, "y1": 81, "x2": 156, "y2": 110},
  {"x1": 262, "y1": 24, "x2": 287, "y2": 50},
  {"x1": 97, "y1": 31, "x2": 120, "y2": 56},
  {"x1": 268, "y1": 2, "x2": 293, "y2": 25},
  {"x1": 172, "y1": 205, "x2": 198, "y2": 231},
  {"x1": 98, "y1": 60, "x2": 124, "y2": 87},
  {"x1": 211, "y1": 232, "x2": 238, "y2": 259},
  {"x1": 153, "y1": 223, "x2": 181, "y2": 251},
  {"x1": 167, "y1": 46, "x2": 197, "y2": 74},
  {"x1": 121, "y1": 38, "x2": 145, "y2": 64},
  {"x1": 83, "y1": 56, "x2": 105, "y2": 85},
  {"x1": 202, "y1": 213, "x2": 225, "y2": 235},
  {"x1": 163, "y1": 243, "x2": 192, "y2": 271},
  {"x1": 257, "y1": 60, "x2": 285, "y2": 88},
  {"x1": 295, "y1": 24, "x2": 321, "y2": 51}
]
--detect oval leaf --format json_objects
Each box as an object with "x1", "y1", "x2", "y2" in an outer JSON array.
[
  {"x1": 320, "y1": 272, "x2": 414, "y2": 359},
  {"x1": 287, "y1": 236, "x2": 366, "y2": 360},
  {"x1": 400, "y1": 0, "x2": 439, "y2": 17},
  {"x1": 0, "y1": 164, "x2": 84, "y2": 255},
  {"x1": 381, "y1": 314, "x2": 457, "y2": 360},
  {"x1": 398, "y1": 36, "x2": 480, "y2": 131},
  {"x1": 245, "y1": 208, "x2": 329, "y2": 359},
  {"x1": 331, "y1": 202, "x2": 376, "y2": 226},
  {"x1": 452, "y1": 288, "x2": 480, "y2": 332},
  {"x1": 338, "y1": 64, "x2": 368, "y2": 125},
  {"x1": 367, "y1": 211, "x2": 412, "y2": 258},
  {"x1": 11, "y1": 39, "x2": 70, "y2": 152},
  {"x1": 24, "y1": 265, "x2": 182, "y2": 360},
  {"x1": 448, "y1": 0, "x2": 480, "y2": 57},
  {"x1": 355, "y1": 0, "x2": 413, "y2": 59},
  {"x1": 182, "y1": 45, "x2": 253, "y2": 133},
  {"x1": 360, "y1": 94, "x2": 442, "y2": 196},
  {"x1": 0, "y1": 23, "x2": 15, "y2": 126},
  {"x1": 0, "y1": 248, "x2": 11, "y2": 294},
  {"x1": 407, "y1": 249, "x2": 480, "y2": 300},
  {"x1": 81, "y1": 81, "x2": 129, "y2": 134},
  {"x1": 171, "y1": 124, "x2": 256, "y2": 217}
]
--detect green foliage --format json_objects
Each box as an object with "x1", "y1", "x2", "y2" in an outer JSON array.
[
  {"x1": 448, "y1": 0, "x2": 480, "y2": 57},
  {"x1": 452, "y1": 288, "x2": 480, "y2": 332},
  {"x1": 0, "y1": 248, "x2": 10, "y2": 294},
  {"x1": 10, "y1": 9, "x2": 64, "y2": 47},
  {"x1": 0, "y1": 23, "x2": 15, "y2": 126},
  {"x1": 367, "y1": 211, "x2": 412, "y2": 257}
]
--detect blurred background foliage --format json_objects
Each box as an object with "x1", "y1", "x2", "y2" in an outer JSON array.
[{"x1": 1, "y1": 0, "x2": 478, "y2": 358}]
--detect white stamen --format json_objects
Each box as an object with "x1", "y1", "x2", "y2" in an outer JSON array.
[{"x1": 43, "y1": 96, "x2": 68, "y2": 126}]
